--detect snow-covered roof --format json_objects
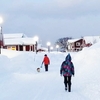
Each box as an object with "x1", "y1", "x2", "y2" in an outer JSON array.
[
  {"x1": 68, "y1": 36, "x2": 100, "y2": 44},
  {"x1": 3, "y1": 33, "x2": 27, "y2": 39},
  {"x1": 4, "y1": 38, "x2": 35, "y2": 45},
  {"x1": 37, "y1": 44, "x2": 48, "y2": 51},
  {"x1": 83, "y1": 36, "x2": 100, "y2": 44},
  {"x1": 68, "y1": 38, "x2": 82, "y2": 43}
]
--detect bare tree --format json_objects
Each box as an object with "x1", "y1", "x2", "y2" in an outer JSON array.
[{"x1": 55, "y1": 37, "x2": 72, "y2": 52}]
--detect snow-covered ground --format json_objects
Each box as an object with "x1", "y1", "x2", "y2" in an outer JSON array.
[{"x1": 0, "y1": 42, "x2": 100, "y2": 100}]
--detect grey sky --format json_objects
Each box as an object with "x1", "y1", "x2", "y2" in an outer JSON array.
[{"x1": 0, "y1": 0, "x2": 100, "y2": 46}]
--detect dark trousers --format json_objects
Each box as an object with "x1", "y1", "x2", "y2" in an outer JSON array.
[
  {"x1": 64, "y1": 76, "x2": 72, "y2": 92},
  {"x1": 45, "y1": 64, "x2": 48, "y2": 71}
]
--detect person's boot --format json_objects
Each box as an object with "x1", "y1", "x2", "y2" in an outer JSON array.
[
  {"x1": 68, "y1": 85, "x2": 71, "y2": 92},
  {"x1": 65, "y1": 87, "x2": 67, "y2": 91},
  {"x1": 64, "y1": 83, "x2": 67, "y2": 91},
  {"x1": 68, "y1": 84, "x2": 71, "y2": 92}
]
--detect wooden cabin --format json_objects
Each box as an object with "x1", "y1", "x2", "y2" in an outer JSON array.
[
  {"x1": 67, "y1": 36, "x2": 100, "y2": 52},
  {"x1": 3, "y1": 33, "x2": 36, "y2": 52},
  {"x1": 67, "y1": 38, "x2": 85, "y2": 52}
]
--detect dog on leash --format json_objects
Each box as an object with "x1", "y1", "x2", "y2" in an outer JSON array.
[{"x1": 37, "y1": 68, "x2": 40, "y2": 72}]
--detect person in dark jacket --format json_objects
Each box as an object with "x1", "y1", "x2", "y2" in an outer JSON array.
[
  {"x1": 42, "y1": 54, "x2": 50, "y2": 71},
  {"x1": 60, "y1": 53, "x2": 75, "y2": 92}
]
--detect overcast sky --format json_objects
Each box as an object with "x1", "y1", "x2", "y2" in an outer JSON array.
[{"x1": 0, "y1": 0, "x2": 100, "y2": 45}]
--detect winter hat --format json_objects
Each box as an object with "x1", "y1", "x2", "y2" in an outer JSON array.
[
  {"x1": 44, "y1": 54, "x2": 47, "y2": 56},
  {"x1": 65, "y1": 53, "x2": 71, "y2": 61}
]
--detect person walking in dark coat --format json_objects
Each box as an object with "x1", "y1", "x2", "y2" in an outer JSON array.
[
  {"x1": 60, "y1": 53, "x2": 75, "y2": 92},
  {"x1": 42, "y1": 54, "x2": 50, "y2": 71}
]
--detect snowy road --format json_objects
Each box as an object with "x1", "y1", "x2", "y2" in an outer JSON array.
[
  {"x1": 10, "y1": 68, "x2": 88, "y2": 100},
  {"x1": 0, "y1": 51, "x2": 100, "y2": 100}
]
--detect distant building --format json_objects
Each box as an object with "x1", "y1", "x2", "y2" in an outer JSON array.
[
  {"x1": 3, "y1": 33, "x2": 36, "y2": 52},
  {"x1": 37, "y1": 44, "x2": 48, "y2": 52},
  {"x1": 3, "y1": 33, "x2": 48, "y2": 52},
  {"x1": 83, "y1": 36, "x2": 100, "y2": 45},
  {"x1": 67, "y1": 36, "x2": 100, "y2": 52},
  {"x1": 67, "y1": 38, "x2": 84, "y2": 52}
]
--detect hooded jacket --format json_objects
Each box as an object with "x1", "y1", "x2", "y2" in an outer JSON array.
[
  {"x1": 43, "y1": 55, "x2": 50, "y2": 65},
  {"x1": 60, "y1": 54, "x2": 74, "y2": 76}
]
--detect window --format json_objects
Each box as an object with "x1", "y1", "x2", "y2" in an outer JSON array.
[
  {"x1": 76, "y1": 42, "x2": 80, "y2": 46},
  {"x1": 7, "y1": 46, "x2": 16, "y2": 50}
]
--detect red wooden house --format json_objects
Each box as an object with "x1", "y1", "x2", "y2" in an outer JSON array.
[
  {"x1": 67, "y1": 38, "x2": 85, "y2": 52},
  {"x1": 3, "y1": 33, "x2": 36, "y2": 52},
  {"x1": 67, "y1": 36, "x2": 100, "y2": 52}
]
